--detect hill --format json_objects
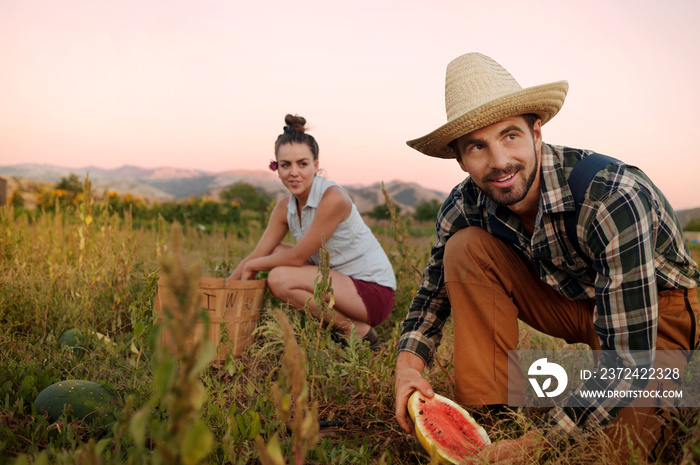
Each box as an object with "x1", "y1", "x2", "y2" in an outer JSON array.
[
  {"x1": 0, "y1": 176, "x2": 54, "y2": 209},
  {"x1": 0, "y1": 163, "x2": 446, "y2": 214},
  {"x1": 676, "y1": 207, "x2": 700, "y2": 229},
  {"x1": 4, "y1": 163, "x2": 699, "y2": 223}
]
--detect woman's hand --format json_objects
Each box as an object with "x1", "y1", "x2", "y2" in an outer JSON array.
[
  {"x1": 231, "y1": 257, "x2": 260, "y2": 281},
  {"x1": 229, "y1": 266, "x2": 243, "y2": 281},
  {"x1": 229, "y1": 256, "x2": 252, "y2": 280},
  {"x1": 240, "y1": 262, "x2": 258, "y2": 280},
  {"x1": 229, "y1": 199, "x2": 291, "y2": 281}
]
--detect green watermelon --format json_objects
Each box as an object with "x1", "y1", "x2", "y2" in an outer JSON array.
[
  {"x1": 59, "y1": 328, "x2": 113, "y2": 354},
  {"x1": 34, "y1": 380, "x2": 118, "y2": 424},
  {"x1": 59, "y1": 328, "x2": 89, "y2": 354}
]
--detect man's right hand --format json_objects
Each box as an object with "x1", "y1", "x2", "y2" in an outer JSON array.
[{"x1": 394, "y1": 351, "x2": 434, "y2": 434}]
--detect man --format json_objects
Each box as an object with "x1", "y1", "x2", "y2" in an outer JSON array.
[{"x1": 395, "y1": 52, "x2": 700, "y2": 463}]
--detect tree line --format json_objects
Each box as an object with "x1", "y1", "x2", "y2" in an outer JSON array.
[{"x1": 8, "y1": 174, "x2": 444, "y2": 226}]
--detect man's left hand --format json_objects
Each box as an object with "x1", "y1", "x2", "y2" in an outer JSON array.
[{"x1": 468, "y1": 431, "x2": 542, "y2": 464}]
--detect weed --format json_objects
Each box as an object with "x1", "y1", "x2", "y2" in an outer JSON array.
[
  {"x1": 256, "y1": 309, "x2": 319, "y2": 465},
  {"x1": 148, "y1": 222, "x2": 215, "y2": 464}
]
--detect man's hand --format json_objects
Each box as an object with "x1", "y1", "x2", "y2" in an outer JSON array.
[
  {"x1": 394, "y1": 351, "x2": 433, "y2": 434},
  {"x1": 468, "y1": 431, "x2": 541, "y2": 464}
]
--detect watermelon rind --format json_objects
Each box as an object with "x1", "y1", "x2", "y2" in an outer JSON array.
[
  {"x1": 407, "y1": 391, "x2": 491, "y2": 464},
  {"x1": 34, "y1": 380, "x2": 118, "y2": 424}
]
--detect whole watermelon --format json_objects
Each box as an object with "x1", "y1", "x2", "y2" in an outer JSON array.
[
  {"x1": 34, "y1": 380, "x2": 118, "y2": 424},
  {"x1": 59, "y1": 328, "x2": 89, "y2": 354},
  {"x1": 59, "y1": 328, "x2": 113, "y2": 354}
]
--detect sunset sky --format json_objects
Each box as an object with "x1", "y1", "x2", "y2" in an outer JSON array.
[{"x1": 1, "y1": 0, "x2": 699, "y2": 209}]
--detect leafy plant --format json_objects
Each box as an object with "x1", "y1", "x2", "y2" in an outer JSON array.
[
  {"x1": 147, "y1": 222, "x2": 215, "y2": 465},
  {"x1": 256, "y1": 308, "x2": 320, "y2": 465},
  {"x1": 413, "y1": 199, "x2": 441, "y2": 223},
  {"x1": 220, "y1": 182, "x2": 273, "y2": 211}
]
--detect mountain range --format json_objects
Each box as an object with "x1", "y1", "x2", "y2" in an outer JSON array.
[
  {"x1": 0, "y1": 163, "x2": 448, "y2": 214},
  {"x1": 3, "y1": 163, "x2": 700, "y2": 228}
]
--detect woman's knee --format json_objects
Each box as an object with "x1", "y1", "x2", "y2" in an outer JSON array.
[
  {"x1": 266, "y1": 266, "x2": 292, "y2": 299},
  {"x1": 266, "y1": 265, "x2": 314, "y2": 301}
]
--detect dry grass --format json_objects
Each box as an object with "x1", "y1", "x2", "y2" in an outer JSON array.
[{"x1": 2, "y1": 194, "x2": 699, "y2": 464}]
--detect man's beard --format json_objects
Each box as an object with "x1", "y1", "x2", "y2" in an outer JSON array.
[{"x1": 479, "y1": 143, "x2": 538, "y2": 207}]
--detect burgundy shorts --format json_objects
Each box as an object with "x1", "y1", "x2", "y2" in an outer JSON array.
[{"x1": 350, "y1": 277, "x2": 395, "y2": 327}]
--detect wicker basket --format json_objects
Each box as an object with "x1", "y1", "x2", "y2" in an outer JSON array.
[{"x1": 153, "y1": 276, "x2": 267, "y2": 360}]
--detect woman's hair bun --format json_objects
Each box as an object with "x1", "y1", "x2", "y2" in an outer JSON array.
[
  {"x1": 284, "y1": 114, "x2": 306, "y2": 133},
  {"x1": 275, "y1": 113, "x2": 319, "y2": 159}
]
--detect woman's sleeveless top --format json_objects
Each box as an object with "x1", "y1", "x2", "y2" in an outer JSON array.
[{"x1": 286, "y1": 176, "x2": 396, "y2": 290}]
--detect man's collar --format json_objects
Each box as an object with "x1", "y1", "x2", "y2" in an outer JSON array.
[{"x1": 539, "y1": 143, "x2": 576, "y2": 214}]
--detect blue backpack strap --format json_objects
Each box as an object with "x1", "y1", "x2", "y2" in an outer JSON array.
[{"x1": 565, "y1": 153, "x2": 620, "y2": 261}]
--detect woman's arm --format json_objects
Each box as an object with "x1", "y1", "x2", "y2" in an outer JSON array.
[
  {"x1": 239, "y1": 186, "x2": 351, "y2": 278},
  {"x1": 230, "y1": 198, "x2": 290, "y2": 280}
]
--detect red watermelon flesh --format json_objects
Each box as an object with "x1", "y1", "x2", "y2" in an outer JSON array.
[{"x1": 408, "y1": 391, "x2": 490, "y2": 464}]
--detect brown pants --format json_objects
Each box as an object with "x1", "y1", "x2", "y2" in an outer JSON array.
[{"x1": 444, "y1": 227, "x2": 699, "y2": 462}]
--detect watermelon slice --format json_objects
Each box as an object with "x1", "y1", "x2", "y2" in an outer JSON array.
[{"x1": 407, "y1": 391, "x2": 490, "y2": 464}]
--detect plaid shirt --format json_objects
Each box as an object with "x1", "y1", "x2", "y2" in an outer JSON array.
[{"x1": 398, "y1": 143, "x2": 699, "y2": 429}]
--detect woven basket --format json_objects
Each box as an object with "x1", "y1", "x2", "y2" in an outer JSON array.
[{"x1": 153, "y1": 277, "x2": 267, "y2": 360}]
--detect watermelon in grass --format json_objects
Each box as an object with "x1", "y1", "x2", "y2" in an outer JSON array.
[
  {"x1": 59, "y1": 328, "x2": 113, "y2": 354},
  {"x1": 407, "y1": 391, "x2": 490, "y2": 464},
  {"x1": 59, "y1": 328, "x2": 89, "y2": 354},
  {"x1": 34, "y1": 380, "x2": 118, "y2": 424}
]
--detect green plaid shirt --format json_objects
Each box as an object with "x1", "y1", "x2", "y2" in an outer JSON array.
[{"x1": 398, "y1": 143, "x2": 699, "y2": 429}]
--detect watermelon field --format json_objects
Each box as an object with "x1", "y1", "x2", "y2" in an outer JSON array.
[{"x1": 2, "y1": 180, "x2": 700, "y2": 464}]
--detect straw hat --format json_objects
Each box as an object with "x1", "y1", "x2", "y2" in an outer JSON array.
[{"x1": 407, "y1": 53, "x2": 569, "y2": 159}]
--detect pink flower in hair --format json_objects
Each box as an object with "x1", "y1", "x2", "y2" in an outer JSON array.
[{"x1": 269, "y1": 160, "x2": 278, "y2": 171}]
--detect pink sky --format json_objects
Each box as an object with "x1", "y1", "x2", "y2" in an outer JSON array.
[{"x1": 1, "y1": 0, "x2": 699, "y2": 209}]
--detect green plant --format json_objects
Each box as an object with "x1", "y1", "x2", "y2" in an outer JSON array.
[
  {"x1": 380, "y1": 181, "x2": 429, "y2": 330},
  {"x1": 146, "y1": 222, "x2": 215, "y2": 465},
  {"x1": 220, "y1": 182, "x2": 273, "y2": 211},
  {"x1": 365, "y1": 202, "x2": 401, "y2": 221},
  {"x1": 256, "y1": 309, "x2": 320, "y2": 465},
  {"x1": 413, "y1": 199, "x2": 441, "y2": 223}
]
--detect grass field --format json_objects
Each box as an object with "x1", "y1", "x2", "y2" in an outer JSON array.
[{"x1": 2, "y1": 190, "x2": 700, "y2": 465}]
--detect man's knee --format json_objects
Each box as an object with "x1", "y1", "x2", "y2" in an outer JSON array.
[
  {"x1": 444, "y1": 227, "x2": 508, "y2": 274},
  {"x1": 445, "y1": 226, "x2": 492, "y2": 254}
]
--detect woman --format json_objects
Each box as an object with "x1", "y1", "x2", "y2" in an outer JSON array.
[{"x1": 231, "y1": 114, "x2": 396, "y2": 346}]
